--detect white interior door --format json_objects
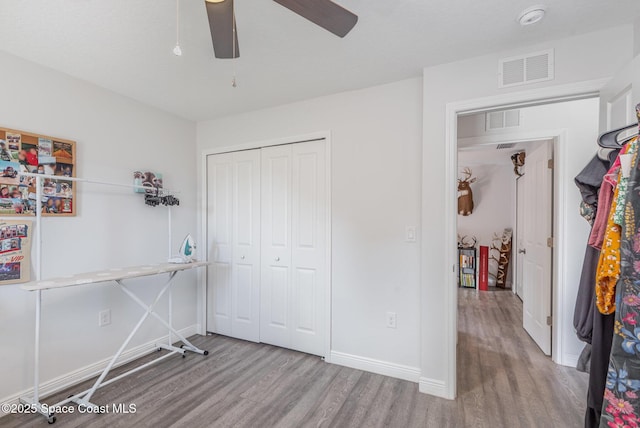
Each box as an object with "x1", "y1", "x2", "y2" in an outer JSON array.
[
  {"x1": 515, "y1": 177, "x2": 525, "y2": 299},
  {"x1": 260, "y1": 145, "x2": 293, "y2": 348},
  {"x1": 260, "y1": 141, "x2": 326, "y2": 356},
  {"x1": 598, "y1": 57, "x2": 636, "y2": 135},
  {"x1": 290, "y1": 141, "x2": 326, "y2": 356},
  {"x1": 207, "y1": 150, "x2": 261, "y2": 342},
  {"x1": 522, "y1": 141, "x2": 553, "y2": 355},
  {"x1": 231, "y1": 150, "x2": 261, "y2": 341}
]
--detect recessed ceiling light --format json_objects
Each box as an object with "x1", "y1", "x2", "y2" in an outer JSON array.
[{"x1": 518, "y1": 5, "x2": 546, "y2": 26}]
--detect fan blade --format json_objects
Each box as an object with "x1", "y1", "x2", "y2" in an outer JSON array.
[
  {"x1": 205, "y1": 0, "x2": 239, "y2": 59},
  {"x1": 274, "y1": 0, "x2": 358, "y2": 38}
]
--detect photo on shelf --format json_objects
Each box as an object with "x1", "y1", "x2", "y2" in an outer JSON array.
[
  {"x1": 133, "y1": 170, "x2": 163, "y2": 194},
  {"x1": 44, "y1": 197, "x2": 64, "y2": 214},
  {"x1": 54, "y1": 164, "x2": 73, "y2": 177},
  {"x1": 38, "y1": 138, "x2": 52, "y2": 157},
  {"x1": 0, "y1": 263, "x2": 21, "y2": 282},
  {"x1": 0, "y1": 219, "x2": 32, "y2": 285},
  {"x1": 52, "y1": 141, "x2": 73, "y2": 162},
  {"x1": 0, "y1": 161, "x2": 21, "y2": 186},
  {"x1": 0, "y1": 141, "x2": 12, "y2": 162},
  {"x1": 20, "y1": 175, "x2": 36, "y2": 193},
  {"x1": 39, "y1": 156, "x2": 56, "y2": 175},
  {"x1": 53, "y1": 181, "x2": 72, "y2": 198},
  {"x1": 6, "y1": 133, "x2": 21, "y2": 144},
  {"x1": 61, "y1": 198, "x2": 72, "y2": 213},
  {"x1": 1, "y1": 185, "x2": 27, "y2": 200},
  {"x1": 21, "y1": 143, "x2": 39, "y2": 167}
]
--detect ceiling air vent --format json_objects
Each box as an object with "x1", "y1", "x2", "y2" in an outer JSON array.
[
  {"x1": 496, "y1": 143, "x2": 516, "y2": 150},
  {"x1": 498, "y1": 49, "x2": 554, "y2": 88},
  {"x1": 486, "y1": 109, "x2": 521, "y2": 131}
]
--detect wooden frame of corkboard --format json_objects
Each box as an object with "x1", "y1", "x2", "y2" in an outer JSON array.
[{"x1": 0, "y1": 127, "x2": 76, "y2": 217}]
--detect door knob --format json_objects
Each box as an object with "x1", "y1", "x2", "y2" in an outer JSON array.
[
  {"x1": 275, "y1": 257, "x2": 280, "y2": 262},
  {"x1": 240, "y1": 255, "x2": 245, "y2": 260},
  {"x1": 518, "y1": 249, "x2": 526, "y2": 254}
]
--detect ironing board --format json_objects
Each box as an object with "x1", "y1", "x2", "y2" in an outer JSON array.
[{"x1": 20, "y1": 261, "x2": 209, "y2": 424}]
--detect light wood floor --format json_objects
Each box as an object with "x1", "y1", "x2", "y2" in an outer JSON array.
[{"x1": 2, "y1": 288, "x2": 587, "y2": 427}]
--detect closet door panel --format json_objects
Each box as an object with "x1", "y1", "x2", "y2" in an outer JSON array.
[
  {"x1": 206, "y1": 153, "x2": 234, "y2": 335},
  {"x1": 291, "y1": 141, "x2": 326, "y2": 356},
  {"x1": 231, "y1": 150, "x2": 261, "y2": 342},
  {"x1": 260, "y1": 145, "x2": 293, "y2": 347}
]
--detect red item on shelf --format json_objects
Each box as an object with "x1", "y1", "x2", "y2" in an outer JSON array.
[{"x1": 479, "y1": 246, "x2": 489, "y2": 291}]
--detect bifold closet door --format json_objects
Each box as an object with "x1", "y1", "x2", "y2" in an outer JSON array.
[
  {"x1": 206, "y1": 150, "x2": 261, "y2": 342},
  {"x1": 260, "y1": 141, "x2": 326, "y2": 356}
]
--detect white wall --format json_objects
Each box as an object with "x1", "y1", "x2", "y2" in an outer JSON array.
[
  {"x1": 456, "y1": 156, "x2": 514, "y2": 264},
  {"x1": 0, "y1": 51, "x2": 198, "y2": 404},
  {"x1": 421, "y1": 25, "x2": 634, "y2": 398},
  {"x1": 197, "y1": 78, "x2": 423, "y2": 372}
]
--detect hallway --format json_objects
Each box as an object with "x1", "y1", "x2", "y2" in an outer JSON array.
[{"x1": 457, "y1": 288, "x2": 588, "y2": 426}]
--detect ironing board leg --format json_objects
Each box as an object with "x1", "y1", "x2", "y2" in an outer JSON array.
[
  {"x1": 74, "y1": 272, "x2": 177, "y2": 408},
  {"x1": 117, "y1": 278, "x2": 207, "y2": 355}
]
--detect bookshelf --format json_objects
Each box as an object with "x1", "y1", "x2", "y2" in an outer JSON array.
[{"x1": 458, "y1": 247, "x2": 476, "y2": 288}]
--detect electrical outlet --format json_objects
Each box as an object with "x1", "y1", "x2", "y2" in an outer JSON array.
[
  {"x1": 99, "y1": 309, "x2": 111, "y2": 327},
  {"x1": 386, "y1": 311, "x2": 397, "y2": 329}
]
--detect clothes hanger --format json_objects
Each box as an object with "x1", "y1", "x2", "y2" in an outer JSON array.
[
  {"x1": 598, "y1": 123, "x2": 638, "y2": 148},
  {"x1": 597, "y1": 103, "x2": 640, "y2": 148}
]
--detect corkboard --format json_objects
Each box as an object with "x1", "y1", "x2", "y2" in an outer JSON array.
[{"x1": 0, "y1": 127, "x2": 76, "y2": 217}]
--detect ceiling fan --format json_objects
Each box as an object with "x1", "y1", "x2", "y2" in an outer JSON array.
[{"x1": 204, "y1": 0, "x2": 358, "y2": 59}]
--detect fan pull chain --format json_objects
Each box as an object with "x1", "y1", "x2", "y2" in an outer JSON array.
[{"x1": 173, "y1": 0, "x2": 182, "y2": 56}]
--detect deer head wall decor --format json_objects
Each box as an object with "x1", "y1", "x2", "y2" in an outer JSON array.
[
  {"x1": 457, "y1": 235, "x2": 477, "y2": 249},
  {"x1": 458, "y1": 167, "x2": 477, "y2": 216},
  {"x1": 511, "y1": 151, "x2": 525, "y2": 177}
]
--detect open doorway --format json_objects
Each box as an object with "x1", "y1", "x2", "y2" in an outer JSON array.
[{"x1": 455, "y1": 97, "x2": 600, "y2": 377}]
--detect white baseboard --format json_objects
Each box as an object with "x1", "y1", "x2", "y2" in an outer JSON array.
[
  {"x1": 419, "y1": 376, "x2": 451, "y2": 398},
  {"x1": 329, "y1": 351, "x2": 420, "y2": 383},
  {"x1": 558, "y1": 353, "x2": 579, "y2": 368},
  {"x1": 0, "y1": 324, "x2": 200, "y2": 417}
]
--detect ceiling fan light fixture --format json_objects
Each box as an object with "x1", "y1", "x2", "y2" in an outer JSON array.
[
  {"x1": 518, "y1": 5, "x2": 546, "y2": 26},
  {"x1": 173, "y1": 44, "x2": 182, "y2": 56}
]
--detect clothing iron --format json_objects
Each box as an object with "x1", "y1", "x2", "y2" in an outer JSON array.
[{"x1": 168, "y1": 234, "x2": 196, "y2": 264}]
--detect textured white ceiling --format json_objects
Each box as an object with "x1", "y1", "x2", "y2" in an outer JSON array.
[{"x1": 1, "y1": 1, "x2": 639, "y2": 121}]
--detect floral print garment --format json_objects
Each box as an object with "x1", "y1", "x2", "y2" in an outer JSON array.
[
  {"x1": 596, "y1": 181, "x2": 622, "y2": 315},
  {"x1": 614, "y1": 139, "x2": 638, "y2": 226},
  {"x1": 601, "y1": 145, "x2": 640, "y2": 427}
]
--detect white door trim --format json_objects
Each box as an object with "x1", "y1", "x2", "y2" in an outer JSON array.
[
  {"x1": 198, "y1": 131, "x2": 332, "y2": 361},
  {"x1": 438, "y1": 78, "x2": 609, "y2": 399}
]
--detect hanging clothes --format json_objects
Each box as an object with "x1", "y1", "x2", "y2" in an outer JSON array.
[
  {"x1": 595, "y1": 180, "x2": 622, "y2": 315},
  {"x1": 575, "y1": 151, "x2": 619, "y2": 343},
  {"x1": 575, "y1": 152, "x2": 619, "y2": 428},
  {"x1": 600, "y1": 143, "x2": 640, "y2": 427}
]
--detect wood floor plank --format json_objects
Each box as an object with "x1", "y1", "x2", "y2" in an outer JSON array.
[{"x1": 1, "y1": 288, "x2": 588, "y2": 428}]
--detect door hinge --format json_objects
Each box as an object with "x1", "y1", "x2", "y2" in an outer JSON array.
[
  {"x1": 547, "y1": 237, "x2": 553, "y2": 248},
  {"x1": 546, "y1": 316, "x2": 552, "y2": 326},
  {"x1": 547, "y1": 159, "x2": 553, "y2": 169}
]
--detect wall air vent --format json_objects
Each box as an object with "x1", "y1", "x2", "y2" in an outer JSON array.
[
  {"x1": 496, "y1": 143, "x2": 516, "y2": 150},
  {"x1": 486, "y1": 109, "x2": 521, "y2": 131},
  {"x1": 498, "y1": 49, "x2": 554, "y2": 88}
]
